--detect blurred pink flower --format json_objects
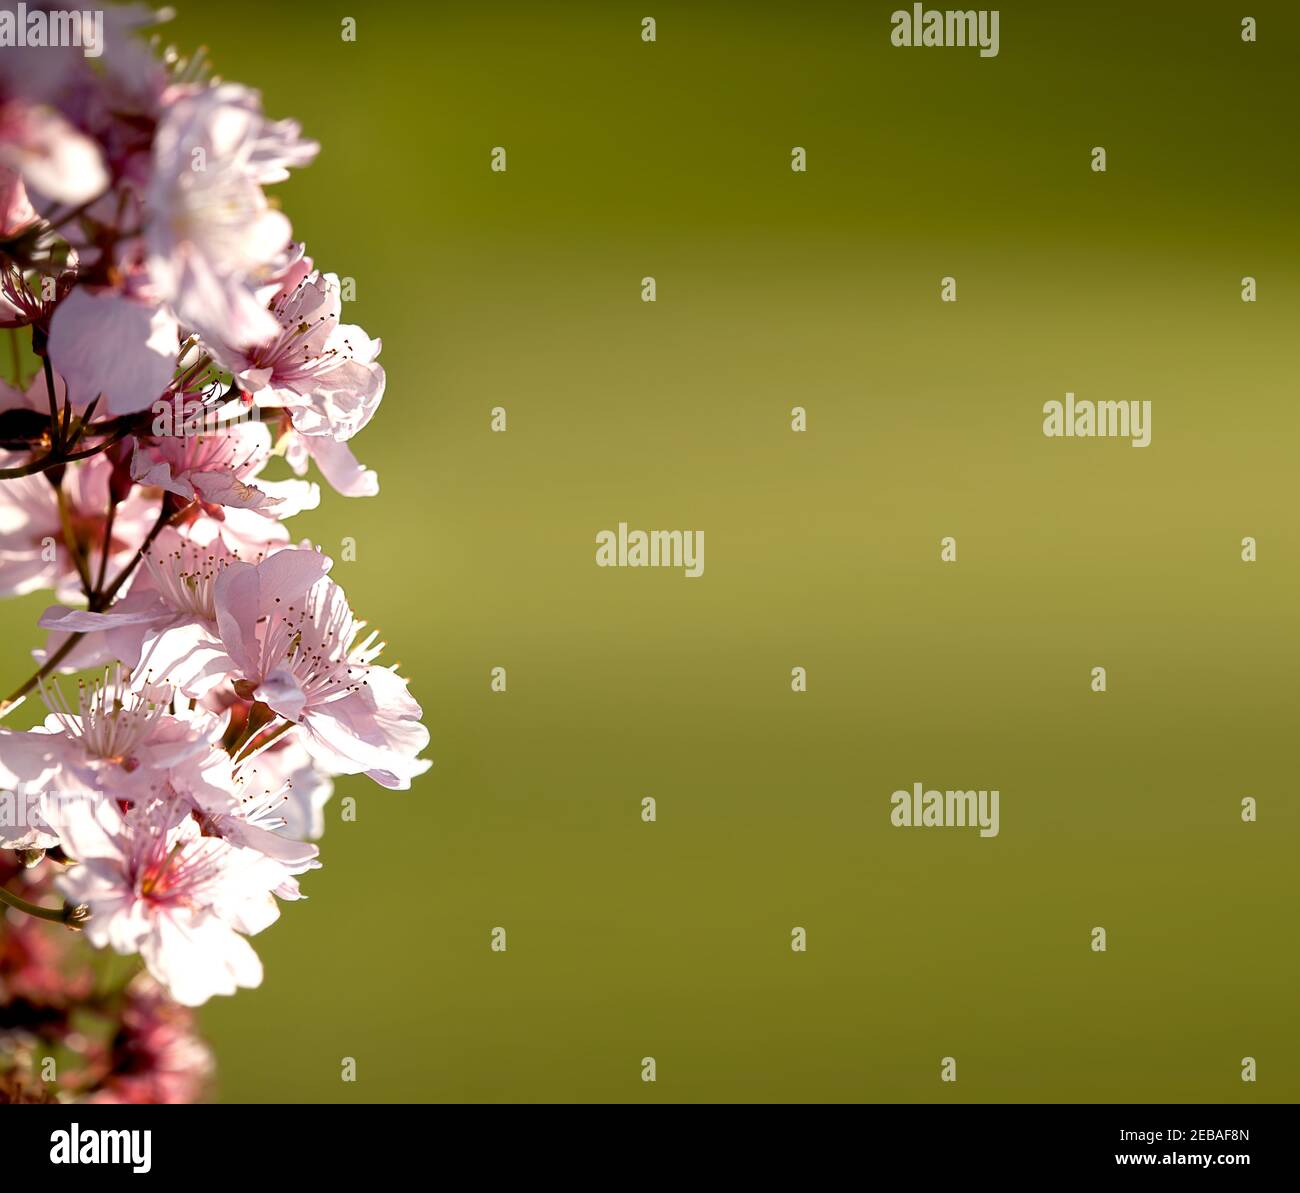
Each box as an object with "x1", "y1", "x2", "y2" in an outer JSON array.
[
  {"x1": 86, "y1": 975, "x2": 214, "y2": 1104},
  {"x1": 0, "y1": 99, "x2": 107, "y2": 206},
  {"x1": 145, "y1": 83, "x2": 317, "y2": 348}
]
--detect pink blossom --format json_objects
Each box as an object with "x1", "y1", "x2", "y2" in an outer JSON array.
[
  {"x1": 182, "y1": 749, "x2": 321, "y2": 889},
  {"x1": 234, "y1": 731, "x2": 334, "y2": 841},
  {"x1": 57, "y1": 792, "x2": 286, "y2": 1006},
  {"x1": 196, "y1": 686, "x2": 337, "y2": 839},
  {"x1": 281, "y1": 424, "x2": 379, "y2": 498},
  {"x1": 38, "y1": 529, "x2": 235, "y2": 692},
  {"x1": 145, "y1": 83, "x2": 317, "y2": 348},
  {"x1": 205, "y1": 258, "x2": 384, "y2": 497},
  {"x1": 130, "y1": 397, "x2": 319, "y2": 515},
  {"x1": 38, "y1": 530, "x2": 315, "y2": 697},
  {"x1": 47, "y1": 285, "x2": 180, "y2": 415},
  {"x1": 211, "y1": 549, "x2": 430, "y2": 788},
  {"x1": 0, "y1": 669, "x2": 224, "y2": 819},
  {"x1": 214, "y1": 264, "x2": 385, "y2": 440}
]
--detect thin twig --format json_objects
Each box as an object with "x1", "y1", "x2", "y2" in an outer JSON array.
[
  {"x1": 55, "y1": 481, "x2": 95, "y2": 599},
  {"x1": 95, "y1": 497, "x2": 118, "y2": 593},
  {"x1": 0, "y1": 882, "x2": 88, "y2": 927},
  {"x1": 42, "y1": 353, "x2": 61, "y2": 451},
  {"x1": 43, "y1": 193, "x2": 106, "y2": 231},
  {"x1": 0, "y1": 423, "x2": 133, "y2": 479}
]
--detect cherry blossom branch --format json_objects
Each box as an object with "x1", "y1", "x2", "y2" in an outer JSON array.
[{"x1": 0, "y1": 24, "x2": 430, "y2": 1019}]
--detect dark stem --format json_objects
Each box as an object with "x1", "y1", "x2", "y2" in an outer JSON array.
[
  {"x1": 55, "y1": 481, "x2": 95, "y2": 600},
  {"x1": 44, "y1": 193, "x2": 106, "y2": 231},
  {"x1": 98, "y1": 497, "x2": 191, "y2": 606},
  {"x1": 95, "y1": 497, "x2": 118, "y2": 593},
  {"x1": 0, "y1": 421, "x2": 134, "y2": 479},
  {"x1": 0, "y1": 632, "x2": 82, "y2": 714},
  {"x1": 42, "y1": 353, "x2": 61, "y2": 451}
]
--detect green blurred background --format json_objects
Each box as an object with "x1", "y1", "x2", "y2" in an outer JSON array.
[{"x1": 5, "y1": 0, "x2": 1299, "y2": 1101}]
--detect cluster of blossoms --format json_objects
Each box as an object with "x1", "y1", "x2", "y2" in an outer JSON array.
[{"x1": 0, "y1": 0, "x2": 429, "y2": 1088}]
